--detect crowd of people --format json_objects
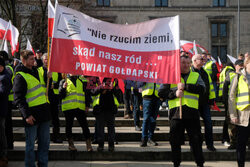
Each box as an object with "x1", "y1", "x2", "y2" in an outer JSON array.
[{"x1": 0, "y1": 49, "x2": 249, "y2": 167}]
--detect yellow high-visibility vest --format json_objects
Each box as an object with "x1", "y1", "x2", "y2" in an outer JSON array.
[
  {"x1": 204, "y1": 60, "x2": 213, "y2": 76},
  {"x1": 142, "y1": 83, "x2": 160, "y2": 98},
  {"x1": 219, "y1": 66, "x2": 235, "y2": 97},
  {"x1": 16, "y1": 71, "x2": 47, "y2": 107},
  {"x1": 236, "y1": 75, "x2": 250, "y2": 111},
  {"x1": 168, "y1": 71, "x2": 200, "y2": 110},
  {"x1": 61, "y1": 78, "x2": 86, "y2": 111}
]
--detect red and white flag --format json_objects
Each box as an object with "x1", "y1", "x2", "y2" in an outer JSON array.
[
  {"x1": 26, "y1": 39, "x2": 35, "y2": 56},
  {"x1": 0, "y1": 18, "x2": 9, "y2": 39},
  {"x1": 180, "y1": 40, "x2": 208, "y2": 57},
  {"x1": 49, "y1": 5, "x2": 180, "y2": 84},
  {"x1": 0, "y1": 19, "x2": 19, "y2": 55},
  {"x1": 227, "y1": 54, "x2": 237, "y2": 64},
  {"x1": 48, "y1": 0, "x2": 55, "y2": 37}
]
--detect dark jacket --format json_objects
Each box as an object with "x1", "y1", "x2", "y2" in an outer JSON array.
[
  {"x1": 0, "y1": 68, "x2": 11, "y2": 117},
  {"x1": 158, "y1": 71, "x2": 205, "y2": 120},
  {"x1": 191, "y1": 66, "x2": 215, "y2": 105},
  {"x1": 91, "y1": 77, "x2": 121, "y2": 114},
  {"x1": 59, "y1": 75, "x2": 92, "y2": 110},
  {"x1": 211, "y1": 63, "x2": 218, "y2": 82},
  {"x1": 13, "y1": 64, "x2": 50, "y2": 126}
]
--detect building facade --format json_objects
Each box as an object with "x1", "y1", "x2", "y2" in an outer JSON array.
[{"x1": 3, "y1": 0, "x2": 250, "y2": 61}]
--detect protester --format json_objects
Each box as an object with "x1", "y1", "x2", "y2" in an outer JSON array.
[
  {"x1": 34, "y1": 50, "x2": 43, "y2": 67},
  {"x1": 159, "y1": 55, "x2": 205, "y2": 167},
  {"x1": 222, "y1": 60, "x2": 244, "y2": 149},
  {"x1": 229, "y1": 57, "x2": 250, "y2": 167},
  {"x1": 192, "y1": 54, "x2": 217, "y2": 151},
  {"x1": 91, "y1": 77, "x2": 120, "y2": 152},
  {"x1": 140, "y1": 82, "x2": 161, "y2": 147},
  {"x1": 13, "y1": 50, "x2": 51, "y2": 167},
  {"x1": 202, "y1": 53, "x2": 219, "y2": 98},
  {"x1": 38, "y1": 53, "x2": 63, "y2": 143},
  {"x1": 59, "y1": 74, "x2": 93, "y2": 152},
  {"x1": 0, "y1": 51, "x2": 15, "y2": 149},
  {"x1": 0, "y1": 57, "x2": 11, "y2": 167}
]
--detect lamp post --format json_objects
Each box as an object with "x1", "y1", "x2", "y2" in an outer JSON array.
[{"x1": 237, "y1": 0, "x2": 240, "y2": 56}]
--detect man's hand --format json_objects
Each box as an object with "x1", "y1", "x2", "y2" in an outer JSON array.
[
  {"x1": 176, "y1": 89, "x2": 184, "y2": 98},
  {"x1": 63, "y1": 82, "x2": 68, "y2": 88},
  {"x1": 47, "y1": 71, "x2": 52, "y2": 78},
  {"x1": 26, "y1": 115, "x2": 36, "y2": 125}
]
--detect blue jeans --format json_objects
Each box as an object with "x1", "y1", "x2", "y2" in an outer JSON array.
[
  {"x1": 199, "y1": 104, "x2": 214, "y2": 147},
  {"x1": 141, "y1": 98, "x2": 161, "y2": 140},
  {"x1": 25, "y1": 121, "x2": 50, "y2": 167}
]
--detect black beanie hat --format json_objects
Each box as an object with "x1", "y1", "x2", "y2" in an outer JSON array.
[{"x1": 0, "y1": 57, "x2": 6, "y2": 67}]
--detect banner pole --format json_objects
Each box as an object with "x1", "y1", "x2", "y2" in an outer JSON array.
[{"x1": 46, "y1": 37, "x2": 50, "y2": 98}]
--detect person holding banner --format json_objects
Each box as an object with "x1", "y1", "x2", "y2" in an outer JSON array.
[
  {"x1": 229, "y1": 57, "x2": 250, "y2": 167},
  {"x1": 59, "y1": 74, "x2": 93, "y2": 152},
  {"x1": 192, "y1": 54, "x2": 217, "y2": 152},
  {"x1": 91, "y1": 77, "x2": 120, "y2": 152},
  {"x1": 13, "y1": 50, "x2": 51, "y2": 167},
  {"x1": 140, "y1": 82, "x2": 161, "y2": 147},
  {"x1": 159, "y1": 55, "x2": 205, "y2": 167}
]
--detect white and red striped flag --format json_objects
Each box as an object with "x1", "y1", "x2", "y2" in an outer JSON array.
[
  {"x1": 26, "y1": 39, "x2": 35, "y2": 56},
  {"x1": 48, "y1": 0, "x2": 55, "y2": 37},
  {"x1": 180, "y1": 40, "x2": 208, "y2": 57},
  {"x1": 49, "y1": 5, "x2": 181, "y2": 84},
  {"x1": 0, "y1": 19, "x2": 19, "y2": 55}
]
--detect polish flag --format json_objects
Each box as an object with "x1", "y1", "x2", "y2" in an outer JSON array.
[
  {"x1": 0, "y1": 19, "x2": 19, "y2": 55},
  {"x1": 180, "y1": 40, "x2": 208, "y2": 57},
  {"x1": 0, "y1": 18, "x2": 8, "y2": 39},
  {"x1": 48, "y1": 0, "x2": 55, "y2": 37},
  {"x1": 26, "y1": 39, "x2": 35, "y2": 56}
]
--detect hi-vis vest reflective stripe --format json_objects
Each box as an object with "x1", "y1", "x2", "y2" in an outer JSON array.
[
  {"x1": 17, "y1": 71, "x2": 47, "y2": 107},
  {"x1": 236, "y1": 75, "x2": 250, "y2": 111},
  {"x1": 6, "y1": 65, "x2": 14, "y2": 101},
  {"x1": 52, "y1": 72, "x2": 59, "y2": 95},
  {"x1": 205, "y1": 69, "x2": 216, "y2": 100},
  {"x1": 37, "y1": 67, "x2": 47, "y2": 92},
  {"x1": 61, "y1": 78, "x2": 86, "y2": 111},
  {"x1": 142, "y1": 83, "x2": 160, "y2": 98},
  {"x1": 168, "y1": 71, "x2": 199, "y2": 110},
  {"x1": 204, "y1": 60, "x2": 213, "y2": 76},
  {"x1": 219, "y1": 66, "x2": 235, "y2": 97}
]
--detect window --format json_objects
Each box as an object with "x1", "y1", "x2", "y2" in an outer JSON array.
[
  {"x1": 97, "y1": 0, "x2": 110, "y2": 7},
  {"x1": 155, "y1": 0, "x2": 168, "y2": 7},
  {"x1": 212, "y1": 46, "x2": 227, "y2": 63},
  {"x1": 213, "y1": 0, "x2": 226, "y2": 7},
  {"x1": 211, "y1": 23, "x2": 227, "y2": 37}
]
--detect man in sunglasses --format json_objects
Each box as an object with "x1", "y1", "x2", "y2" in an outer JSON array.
[{"x1": 192, "y1": 54, "x2": 217, "y2": 152}]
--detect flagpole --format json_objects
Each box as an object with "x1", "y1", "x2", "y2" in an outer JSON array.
[{"x1": 46, "y1": 36, "x2": 50, "y2": 98}]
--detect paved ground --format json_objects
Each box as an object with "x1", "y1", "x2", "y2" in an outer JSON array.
[{"x1": 8, "y1": 161, "x2": 250, "y2": 167}]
